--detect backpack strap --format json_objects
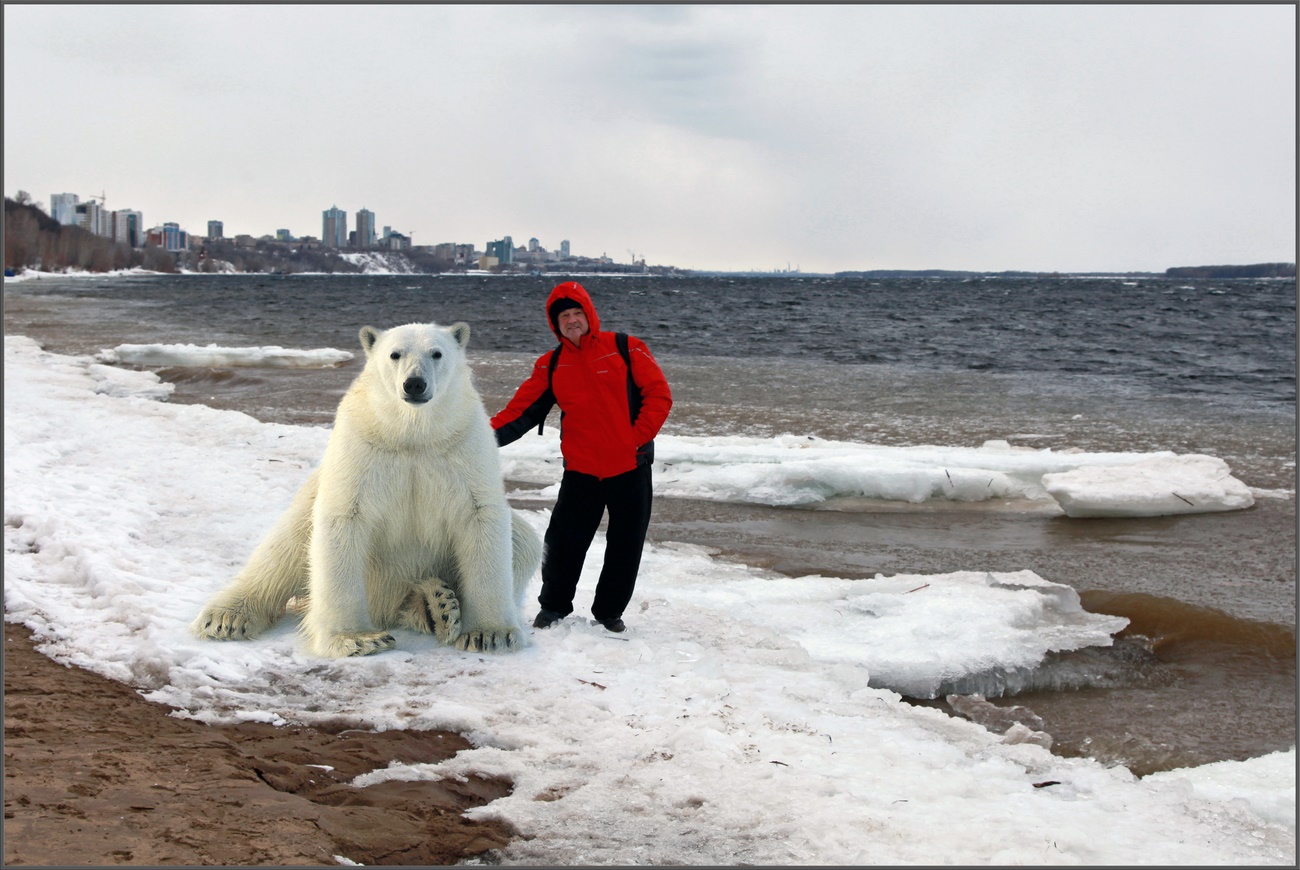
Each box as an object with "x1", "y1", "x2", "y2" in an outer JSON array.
[
  {"x1": 539, "y1": 342, "x2": 563, "y2": 434},
  {"x1": 615, "y1": 332, "x2": 642, "y2": 425},
  {"x1": 617, "y1": 333, "x2": 655, "y2": 467}
]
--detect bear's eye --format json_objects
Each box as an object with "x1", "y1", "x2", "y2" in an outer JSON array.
[
  {"x1": 431, "y1": 350, "x2": 442, "y2": 360},
  {"x1": 390, "y1": 351, "x2": 401, "y2": 360}
]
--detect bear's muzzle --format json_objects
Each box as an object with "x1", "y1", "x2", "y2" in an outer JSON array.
[{"x1": 403, "y1": 376, "x2": 430, "y2": 404}]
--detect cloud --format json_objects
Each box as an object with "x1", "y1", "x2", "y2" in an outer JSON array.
[{"x1": 4, "y1": 4, "x2": 1294, "y2": 272}]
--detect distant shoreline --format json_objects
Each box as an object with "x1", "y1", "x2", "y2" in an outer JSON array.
[{"x1": 5, "y1": 264, "x2": 1296, "y2": 282}]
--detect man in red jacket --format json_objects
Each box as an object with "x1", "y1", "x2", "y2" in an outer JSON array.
[{"x1": 492, "y1": 281, "x2": 672, "y2": 633}]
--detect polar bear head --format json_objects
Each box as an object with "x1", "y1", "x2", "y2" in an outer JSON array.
[{"x1": 359, "y1": 321, "x2": 471, "y2": 407}]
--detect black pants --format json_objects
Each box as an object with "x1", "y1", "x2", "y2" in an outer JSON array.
[{"x1": 539, "y1": 464, "x2": 653, "y2": 622}]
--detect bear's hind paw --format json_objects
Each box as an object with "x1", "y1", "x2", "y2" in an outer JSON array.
[
  {"x1": 395, "y1": 584, "x2": 463, "y2": 645},
  {"x1": 454, "y1": 629, "x2": 522, "y2": 654},
  {"x1": 427, "y1": 585, "x2": 462, "y2": 645}
]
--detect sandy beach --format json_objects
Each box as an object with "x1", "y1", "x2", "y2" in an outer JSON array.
[{"x1": 3, "y1": 620, "x2": 514, "y2": 866}]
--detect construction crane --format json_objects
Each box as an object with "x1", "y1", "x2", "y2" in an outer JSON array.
[{"x1": 89, "y1": 190, "x2": 107, "y2": 207}]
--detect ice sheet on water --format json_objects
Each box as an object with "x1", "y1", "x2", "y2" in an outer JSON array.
[
  {"x1": 99, "y1": 342, "x2": 354, "y2": 368},
  {"x1": 1043, "y1": 454, "x2": 1255, "y2": 516},
  {"x1": 500, "y1": 433, "x2": 1256, "y2": 517},
  {"x1": 711, "y1": 568, "x2": 1130, "y2": 699}
]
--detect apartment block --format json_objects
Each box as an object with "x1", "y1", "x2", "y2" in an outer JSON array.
[
  {"x1": 74, "y1": 200, "x2": 110, "y2": 237},
  {"x1": 355, "y1": 208, "x2": 375, "y2": 249},
  {"x1": 322, "y1": 206, "x2": 347, "y2": 248},
  {"x1": 486, "y1": 237, "x2": 514, "y2": 265},
  {"x1": 50, "y1": 192, "x2": 79, "y2": 225},
  {"x1": 114, "y1": 210, "x2": 144, "y2": 248},
  {"x1": 161, "y1": 222, "x2": 187, "y2": 252}
]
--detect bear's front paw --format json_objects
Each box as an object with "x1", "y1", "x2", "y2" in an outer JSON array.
[
  {"x1": 454, "y1": 629, "x2": 522, "y2": 653},
  {"x1": 191, "y1": 604, "x2": 271, "y2": 641},
  {"x1": 332, "y1": 632, "x2": 397, "y2": 657}
]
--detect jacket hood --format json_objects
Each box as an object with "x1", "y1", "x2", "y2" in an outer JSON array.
[{"x1": 546, "y1": 281, "x2": 600, "y2": 342}]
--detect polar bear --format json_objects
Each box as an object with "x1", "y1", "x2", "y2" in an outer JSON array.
[{"x1": 191, "y1": 321, "x2": 542, "y2": 657}]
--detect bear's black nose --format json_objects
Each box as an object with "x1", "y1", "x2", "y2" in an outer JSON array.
[{"x1": 403, "y1": 377, "x2": 427, "y2": 396}]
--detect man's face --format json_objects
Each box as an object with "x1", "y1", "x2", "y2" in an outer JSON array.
[{"x1": 558, "y1": 307, "x2": 589, "y2": 344}]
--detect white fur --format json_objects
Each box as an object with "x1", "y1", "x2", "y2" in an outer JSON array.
[{"x1": 190, "y1": 321, "x2": 542, "y2": 657}]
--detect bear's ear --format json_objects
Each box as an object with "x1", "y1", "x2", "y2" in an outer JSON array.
[
  {"x1": 359, "y1": 326, "x2": 381, "y2": 354},
  {"x1": 449, "y1": 321, "x2": 470, "y2": 349}
]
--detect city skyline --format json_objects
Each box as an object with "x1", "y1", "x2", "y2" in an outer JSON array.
[
  {"x1": 33, "y1": 188, "x2": 603, "y2": 267},
  {"x1": 5, "y1": 5, "x2": 1295, "y2": 273}
]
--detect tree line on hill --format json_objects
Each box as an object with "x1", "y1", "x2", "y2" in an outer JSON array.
[
  {"x1": 4, "y1": 194, "x2": 166, "y2": 273},
  {"x1": 1163, "y1": 263, "x2": 1295, "y2": 279},
  {"x1": 3, "y1": 195, "x2": 421, "y2": 276},
  {"x1": 836, "y1": 264, "x2": 1295, "y2": 280}
]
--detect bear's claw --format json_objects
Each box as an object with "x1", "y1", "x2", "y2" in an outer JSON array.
[
  {"x1": 396, "y1": 580, "x2": 464, "y2": 645},
  {"x1": 190, "y1": 605, "x2": 271, "y2": 641},
  {"x1": 454, "y1": 629, "x2": 522, "y2": 653},
  {"x1": 337, "y1": 632, "x2": 397, "y2": 657},
  {"x1": 427, "y1": 585, "x2": 462, "y2": 646}
]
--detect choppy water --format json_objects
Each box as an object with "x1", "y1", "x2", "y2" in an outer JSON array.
[
  {"x1": 5, "y1": 272, "x2": 1296, "y2": 775},
  {"x1": 13, "y1": 271, "x2": 1297, "y2": 399}
]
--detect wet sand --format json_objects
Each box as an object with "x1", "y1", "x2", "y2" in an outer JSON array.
[{"x1": 3, "y1": 621, "x2": 515, "y2": 866}]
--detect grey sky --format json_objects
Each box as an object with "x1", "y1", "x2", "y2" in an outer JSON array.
[{"x1": 4, "y1": 4, "x2": 1294, "y2": 273}]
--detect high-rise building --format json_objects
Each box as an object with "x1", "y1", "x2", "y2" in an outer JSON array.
[
  {"x1": 50, "y1": 193, "x2": 79, "y2": 225},
  {"x1": 114, "y1": 210, "x2": 144, "y2": 248},
  {"x1": 486, "y1": 238, "x2": 514, "y2": 265},
  {"x1": 560, "y1": 239, "x2": 571, "y2": 258},
  {"x1": 528, "y1": 237, "x2": 540, "y2": 252},
  {"x1": 74, "y1": 200, "x2": 110, "y2": 237},
  {"x1": 382, "y1": 231, "x2": 410, "y2": 251},
  {"x1": 207, "y1": 220, "x2": 224, "y2": 240},
  {"x1": 355, "y1": 208, "x2": 375, "y2": 249},
  {"x1": 276, "y1": 229, "x2": 294, "y2": 242},
  {"x1": 322, "y1": 206, "x2": 347, "y2": 248},
  {"x1": 161, "y1": 222, "x2": 187, "y2": 252}
]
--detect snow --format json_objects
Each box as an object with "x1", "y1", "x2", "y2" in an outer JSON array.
[
  {"x1": 4, "y1": 334, "x2": 1294, "y2": 865},
  {"x1": 336, "y1": 251, "x2": 421, "y2": 274},
  {"x1": 4, "y1": 266, "x2": 164, "y2": 282}
]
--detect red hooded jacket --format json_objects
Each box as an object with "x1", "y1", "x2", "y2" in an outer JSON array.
[{"x1": 492, "y1": 282, "x2": 672, "y2": 480}]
